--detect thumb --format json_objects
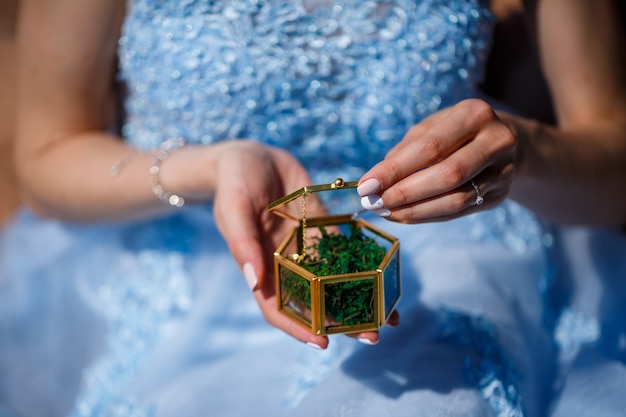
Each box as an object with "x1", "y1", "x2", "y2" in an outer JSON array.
[{"x1": 215, "y1": 197, "x2": 266, "y2": 292}]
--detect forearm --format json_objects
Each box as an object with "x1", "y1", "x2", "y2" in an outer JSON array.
[
  {"x1": 503, "y1": 0, "x2": 626, "y2": 229},
  {"x1": 503, "y1": 112, "x2": 626, "y2": 228},
  {"x1": 15, "y1": 131, "x2": 218, "y2": 222}
]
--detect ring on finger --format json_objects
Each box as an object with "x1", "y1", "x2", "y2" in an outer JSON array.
[{"x1": 470, "y1": 180, "x2": 484, "y2": 206}]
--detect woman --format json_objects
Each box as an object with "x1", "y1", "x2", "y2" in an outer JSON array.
[{"x1": 1, "y1": 0, "x2": 625, "y2": 416}]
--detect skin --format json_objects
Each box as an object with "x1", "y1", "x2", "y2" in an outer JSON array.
[
  {"x1": 359, "y1": 0, "x2": 626, "y2": 230},
  {"x1": 13, "y1": 0, "x2": 626, "y2": 349},
  {"x1": 0, "y1": 0, "x2": 19, "y2": 225}
]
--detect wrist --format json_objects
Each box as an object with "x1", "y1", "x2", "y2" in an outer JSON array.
[
  {"x1": 496, "y1": 111, "x2": 536, "y2": 180},
  {"x1": 155, "y1": 139, "x2": 277, "y2": 207},
  {"x1": 150, "y1": 138, "x2": 187, "y2": 207},
  {"x1": 155, "y1": 141, "x2": 237, "y2": 205}
]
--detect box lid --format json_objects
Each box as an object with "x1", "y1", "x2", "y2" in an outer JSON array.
[{"x1": 267, "y1": 178, "x2": 361, "y2": 222}]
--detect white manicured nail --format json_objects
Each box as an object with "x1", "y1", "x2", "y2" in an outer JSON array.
[
  {"x1": 357, "y1": 178, "x2": 381, "y2": 196},
  {"x1": 307, "y1": 342, "x2": 324, "y2": 350},
  {"x1": 361, "y1": 195, "x2": 384, "y2": 210},
  {"x1": 243, "y1": 262, "x2": 258, "y2": 291},
  {"x1": 358, "y1": 337, "x2": 378, "y2": 345},
  {"x1": 371, "y1": 208, "x2": 391, "y2": 217}
]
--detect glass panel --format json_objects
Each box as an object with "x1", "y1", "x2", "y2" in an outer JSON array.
[
  {"x1": 302, "y1": 222, "x2": 388, "y2": 275},
  {"x1": 383, "y1": 249, "x2": 401, "y2": 318},
  {"x1": 317, "y1": 184, "x2": 361, "y2": 217},
  {"x1": 323, "y1": 278, "x2": 375, "y2": 327},
  {"x1": 359, "y1": 223, "x2": 393, "y2": 252},
  {"x1": 279, "y1": 264, "x2": 312, "y2": 326}
]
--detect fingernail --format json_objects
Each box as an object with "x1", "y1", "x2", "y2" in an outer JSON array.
[
  {"x1": 243, "y1": 262, "x2": 258, "y2": 291},
  {"x1": 307, "y1": 341, "x2": 324, "y2": 350},
  {"x1": 357, "y1": 178, "x2": 381, "y2": 196},
  {"x1": 358, "y1": 337, "x2": 378, "y2": 345},
  {"x1": 361, "y1": 195, "x2": 384, "y2": 210},
  {"x1": 371, "y1": 208, "x2": 391, "y2": 217}
]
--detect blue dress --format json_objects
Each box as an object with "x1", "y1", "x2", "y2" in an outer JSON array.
[{"x1": 1, "y1": 1, "x2": 625, "y2": 416}]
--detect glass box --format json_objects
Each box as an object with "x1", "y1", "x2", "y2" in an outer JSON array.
[{"x1": 268, "y1": 178, "x2": 401, "y2": 335}]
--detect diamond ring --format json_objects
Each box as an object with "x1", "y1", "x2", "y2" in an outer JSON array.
[{"x1": 470, "y1": 180, "x2": 484, "y2": 206}]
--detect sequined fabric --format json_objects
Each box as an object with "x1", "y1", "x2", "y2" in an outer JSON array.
[
  {"x1": 119, "y1": 0, "x2": 493, "y2": 181},
  {"x1": 92, "y1": 1, "x2": 545, "y2": 416},
  {"x1": 9, "y1": 1, "x2": 626, "y2": 417}
]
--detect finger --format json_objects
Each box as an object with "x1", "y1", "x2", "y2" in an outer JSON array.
[
  {"x1": 346, "y1": 310, "x2": 401, "y2": 344},
  {"x1": 213, "y1": 165, "x2": 269, "y2": 291},
  {"x1": 359, "y1": 100, "x2": 508, "y2": 207},
  {"x1": 253, "y1": 288, "x2": 330, "y2": 349},
  {"x1": 359, "y1": 101, "x2": 493, "y2": 196},
  {"x1": 387, "y1": 310, "x2": 400, "y2": 327},
  {"x1": 221, "y1": 196, "x2": 330, "y2": 348},
  {"x1": 364, "y1": 115, "x2": 515, "y2": 212},
  {"x1": 347, "y1": 331, "x2": 380, "y2": 345},
  {"x1": 384, "y1": 107, "x2": 453, "y2": 161},
  {"x1": 379, "y1": 164, "x2": 514, "y2": 224}
]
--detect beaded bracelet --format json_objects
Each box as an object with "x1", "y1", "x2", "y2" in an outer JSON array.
[{"x1": 149, "y1": 137, "x2": 186, "y2": 208}]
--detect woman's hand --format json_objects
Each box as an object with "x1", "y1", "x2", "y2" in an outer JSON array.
[
  {"x1": 211, "y1": 141, "x2": 397, "y2": 349},
  {"x1": 357, "y1": 99, "x2": 517, "y2": 223}
]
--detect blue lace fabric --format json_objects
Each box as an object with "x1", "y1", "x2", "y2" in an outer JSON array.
[
  {"x1": 118, "y1": 0, "x2": 494, "y2": 182},
  {"x1": 1, "y1": 1, "x2": 573, "y2": 416},
  {"x1": 75, "y1": 1, "x2": 552, "y2": 416}
]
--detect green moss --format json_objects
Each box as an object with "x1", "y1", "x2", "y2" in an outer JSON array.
[
  {"x1": 281, "y1": 268, "x2": 312, "y2": 311},
  {"x1": 302, "y1": 223, "x2": 386, "y2": 275},
  {"x1": 282, "y1": 224, "x2": 386, "y2": 326}
]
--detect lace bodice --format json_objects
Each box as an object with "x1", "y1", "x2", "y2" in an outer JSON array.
[{"x1": 118, "y1": 0, "x2": 494, "y2": 180}]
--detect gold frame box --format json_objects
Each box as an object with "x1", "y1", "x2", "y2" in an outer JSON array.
[{"x1": 268, "y1": 178, "x2": 401, "y2": 335}]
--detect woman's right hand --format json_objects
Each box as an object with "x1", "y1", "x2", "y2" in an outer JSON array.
[{"x1": 207, "y1": 141, "x2": 332, "y2": 348}]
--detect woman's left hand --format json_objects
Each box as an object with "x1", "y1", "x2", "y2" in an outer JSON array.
[{"x1": 357, "y1": 98, "x2": 517, "y2": 223}]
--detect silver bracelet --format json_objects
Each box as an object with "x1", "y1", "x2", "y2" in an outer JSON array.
[{"x1": 149, "y1": 137, "x2": 186, "y2": 207}]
